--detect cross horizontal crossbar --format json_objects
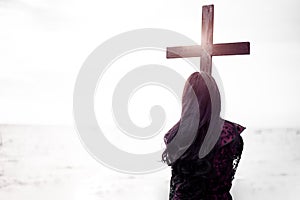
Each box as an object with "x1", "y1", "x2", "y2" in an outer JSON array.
[{"x1": 167, "y1": 42, "x2": 250, "y2": 58}]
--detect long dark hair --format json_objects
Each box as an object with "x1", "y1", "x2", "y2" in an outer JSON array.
[{"x1": 162, "y1": 71, "x2": 223, "y2": 166}]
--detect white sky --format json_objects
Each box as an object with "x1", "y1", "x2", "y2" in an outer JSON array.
[{"x1": 0, "y1": 0, "x2": 300, "y2": 129}]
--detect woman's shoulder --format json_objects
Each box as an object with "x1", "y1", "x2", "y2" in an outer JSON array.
[
  {"x1": 223, "y1": 119, "x2": 246, "y2": 134},
  {"x1": 217, "y1": 119, "x2": 246, "y2": 147}
]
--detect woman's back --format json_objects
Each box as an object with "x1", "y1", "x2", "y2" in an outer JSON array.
[{"x1": 167, "y1": 120, "x2": 246, "y2": 200}]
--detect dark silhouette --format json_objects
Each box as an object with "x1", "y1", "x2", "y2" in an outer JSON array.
[{"x1": 162, "y1": 72, "x2": 246, "y2": 199}]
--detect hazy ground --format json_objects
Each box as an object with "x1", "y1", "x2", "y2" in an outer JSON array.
[{"x1": 0, "y1": 125, "x2": 299, "y2": 199}]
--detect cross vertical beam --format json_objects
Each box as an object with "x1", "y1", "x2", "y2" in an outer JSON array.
[{"x1": 201, "y1": 5, "x2": 214, "y2": 74}]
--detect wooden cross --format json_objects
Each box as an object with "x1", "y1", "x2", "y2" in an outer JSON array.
[{"x1": 166, "y1": 4, "x2": 250, "y2": 74}]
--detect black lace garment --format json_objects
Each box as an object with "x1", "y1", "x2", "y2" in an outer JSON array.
[{"x1": 166, "y1": 120, "x2": 246, "y2": 200}]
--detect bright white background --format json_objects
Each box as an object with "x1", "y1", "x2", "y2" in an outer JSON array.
[{"x1": 0, "y1": 0, "x2": 299, "y2": 128}]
